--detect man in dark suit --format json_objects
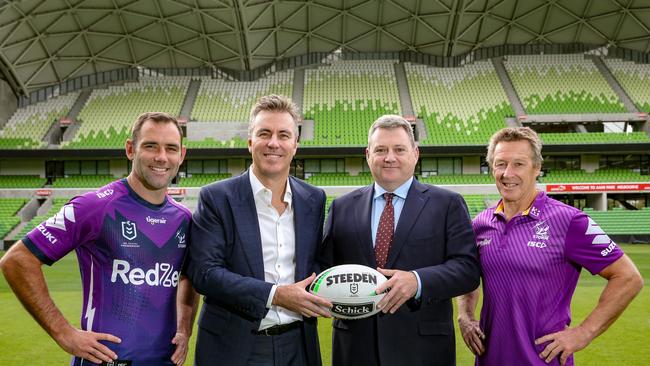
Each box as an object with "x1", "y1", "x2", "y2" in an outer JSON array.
[
  {"x1": 321, "y1": 115, "x2": 481, "y2": 366},
  {"x1": 187, "y1": 95, "x2": 331, "y2": 366}
]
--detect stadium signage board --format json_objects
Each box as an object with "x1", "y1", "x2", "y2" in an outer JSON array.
[
  {"x1": 546, "y1": 184, "x2": 650, "y2": 193},
  {"x1": 36, "y1": 189, "x2": 52, "y2": 196}
]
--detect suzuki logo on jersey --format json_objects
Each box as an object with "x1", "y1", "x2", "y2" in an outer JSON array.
[
  {"x1": 121, "y1": 221, "x2": 137, "y2": 240},
  {"x1": 146, "y1": 216, "x2": 167, "y2": 225},
  {"x1": 45, "y1": 204, "x2": 75, "y2": 231},
  {"x1": 36, "y1": 224, "x2": 58, "y2": 244},
  {"x1": 111, "y1": 259, "x2": 179, "y2": 287},
  {"x1": 585, "y1": 218, "x2": 617, "y2": 256}
]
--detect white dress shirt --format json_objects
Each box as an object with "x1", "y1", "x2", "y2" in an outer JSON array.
[{"x1": 249, "y1": 170, "x2": 302, "y2": 330}]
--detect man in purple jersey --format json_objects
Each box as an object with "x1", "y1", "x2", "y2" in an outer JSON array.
[
  {"x1": 457, "y1": 127, "x2": 643, "y2": 366},
  {"x1": 0, "y1": 112, "x2": 198, "y2": 366}
]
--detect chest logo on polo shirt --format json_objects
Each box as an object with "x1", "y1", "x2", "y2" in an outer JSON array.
[{"x1": 527, "y1": 220, "x2": 550, "y2": 249}]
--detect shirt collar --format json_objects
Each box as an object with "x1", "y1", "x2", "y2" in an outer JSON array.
[
  {"x1": 493, "y1": 191, "x2": 545, "y2": 220},
  {"x1": 373, "y1": 177, "x2": 413, "y2": 201},
  {"x1": 249, "y1": 168, "x2": 293, "y2": 209}
]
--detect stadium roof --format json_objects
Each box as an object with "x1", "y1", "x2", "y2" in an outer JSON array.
[{"x1": 2, "y1": 0, "x2": 650, "y2": 97}]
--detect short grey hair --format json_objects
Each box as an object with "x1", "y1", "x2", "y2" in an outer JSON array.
[
  {"x1": 368, "y1": 115, "x2": 416, "y2": 147},
  {"x1": 486, "y1": 127, "x2": 543, "y2": 167},
  {"x1": 249, "y1": 94, "x2": 300, "y2": 139}
]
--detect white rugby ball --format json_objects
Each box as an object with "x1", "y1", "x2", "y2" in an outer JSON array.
[{"x1": 309, "y1": 264, "x2": 388, "y2": 320}]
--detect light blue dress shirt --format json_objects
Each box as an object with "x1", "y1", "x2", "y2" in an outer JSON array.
[{"x1": 370, "y1": 177, "x2": 422, "y2": 299}]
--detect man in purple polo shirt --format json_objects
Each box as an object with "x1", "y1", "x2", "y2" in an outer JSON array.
[
  {"x1": 0, "y1": 112, "x2": 198, "y2": 365},
  {"x1": 457, "y1": 127, "x2": 643, "y2": 366}
]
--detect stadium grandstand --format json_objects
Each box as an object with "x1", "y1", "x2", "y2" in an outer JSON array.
[{"x1": 0, "y1": 0, "x2": 649, "y2": 252}]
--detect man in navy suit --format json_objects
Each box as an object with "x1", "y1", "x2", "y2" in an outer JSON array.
[
  {"x1": 187, "y1": 95, "x2": 331, "y2": 366},
  {"x1": 321, "y1": 115, "x2": 480, "y2": 366}
]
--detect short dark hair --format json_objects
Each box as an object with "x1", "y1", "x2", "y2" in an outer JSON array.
[
  {"x1": 131, "y1": 112, "x2": 183, "y2": 145},
  {"x1": 249, "y1": 95, "x2": 300, "y2": 139}
]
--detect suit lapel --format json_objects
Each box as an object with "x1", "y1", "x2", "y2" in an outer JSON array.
[
  {"x1": 291, "y1": 177, "x2": 313, "y2": 281},
  {"x1": 231, "y1": 172, "x2": 265, "y2": 280},
  {"x1": 354, "y1": 185, "x2": 376, "y2": 267},
  {"x1": 386, "y1": 180, "x2": 429, "y2": 268}
]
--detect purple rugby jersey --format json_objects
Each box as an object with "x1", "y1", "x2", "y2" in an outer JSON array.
[
  {"x1": 23, "y1": 179, "x2": 191, "y2": 366},
  {"x1": 472, "y1": 191, "x2": 623, "y2": 366}
]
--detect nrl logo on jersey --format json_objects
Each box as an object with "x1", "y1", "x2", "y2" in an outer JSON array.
[{"x1": 121, "y1": 221, "x2": 137, "y2": 240}]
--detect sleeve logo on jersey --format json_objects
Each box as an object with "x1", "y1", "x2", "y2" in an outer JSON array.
[
  {"x1": 45, "y1": 204, "x2": 75, "y2": 231},
  {"x1": 111, "y1": 259, "x2": 179, "y2": 287},
  {"x1": 96, "y1": 188, "x2": 114, "y2": 199},
  {"x1": 585, "y1": 217, "x2": 617, "y2": 256},
  {"x1": 121, "y1": 221, "x2": 137, "y2": 240}
]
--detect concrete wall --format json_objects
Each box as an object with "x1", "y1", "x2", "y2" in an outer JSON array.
[
  {"x1": 581, "y1": 154, "x2": 600, "y2": 173},
  {"x1": 0, "y1": 78, "x2": 17, "y2": 126},
  {"x1": 462, "y1": 156, "x2": 481, "y2": 174},
  {"x1": 0, "y1": 159, "x2": 43, "y2": 176},
  {"x1": 228, "y1": 158, "x2": 246, "y2": 176},
  {"x1": 345, "y1": 157, "x2": 365, "y2": 175}
]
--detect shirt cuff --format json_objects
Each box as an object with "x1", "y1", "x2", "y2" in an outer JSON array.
[
  {"x1": 266, "y1": 285, "x2": 277, "y2": 309},
  {"x1": 412, "y1": 270, "x2": 422, "y2": 300}
]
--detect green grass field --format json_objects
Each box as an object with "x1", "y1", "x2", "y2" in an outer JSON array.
[{"x1": 1, "y1": 244, "x2": 649, "y2": 365}]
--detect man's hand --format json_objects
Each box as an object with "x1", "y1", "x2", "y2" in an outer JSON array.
[
  {"x1": 55, "y1": 326, "x2": 121, "y2": 364},
  {"x1": 273, "y1": 273, "x2": 333, "y2": 318},
  {"x1": 171, "y1": 332, "x2": 190, "y2": 365},
  {"x1": 375, "y1": 268, "x2": 418, "y2": 314},
  {"x1": 535, "y1": 326, "x2": 592, "y2": 365},
  {"x1": 458, "y1": 316, "x2": 485, "y2": 355}
]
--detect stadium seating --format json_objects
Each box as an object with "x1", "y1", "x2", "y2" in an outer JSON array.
[
  {"x1": 0, "y1": 198, "x2": 27, "y2": 238},
  {"x1": 0, "y1": 175, "x2": 46, "y2": 188},
  {"x1": 419, "y1": 174, "x2": 493, "y2": 185},
  {"x1": 540, "y1": 169, "x2": 649, "y2": 183},
  {"x1": 586, "y1": 207, "x2": 650, "y2": 235},
  {"x1": 177, "y1": 173, "x2": 232, "y2": 187},
  {"x1": 302, "y1": 60, "x2": 401, "y2": 146},
  {"x1": 52, "y1": 175, "x2": 115, "y2": 188},
  {"x1": 463, "y1": 194, "x2": 501, "y2": 218},
  {"x1": 304, "y1": 172, "x2": 374, "y2": 186},
  {"x1": 504, "y1": 54, "x2": 626, "y2": 114},
  {"x1": 540, "y1": 132, "x2": 650, "y2": 144},
  {"x1": 604, "y1": 58, "x2": 650, "y2": 112},
  {"x1": 0, "y1": 92, "x2": 78, "y2": 149},
  {"x1": 192, "y1": 71, "x2": 293, "y2": 122},
  {"x1": 183, "y1": 136, "x2": 248, "y2": 149},
  {"x1": 16, "y1": 198, "x2": 68, "y2": 239},
  {"x1": 406, "y1": 60, "x2": 512, "y2": 145},
  {"x1": 63, "y1": 77, "x2": 189, "y2": 148}
]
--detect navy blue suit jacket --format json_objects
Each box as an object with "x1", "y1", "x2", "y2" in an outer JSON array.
[
  {"x1": 187, "y1": 171, "x2": 326, "y2": 366},
  {"x1": 321, "y1": 178, "x2": 480, "y2": 366}
]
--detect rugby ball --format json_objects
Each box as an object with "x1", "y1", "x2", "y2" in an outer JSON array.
[{"x1": 309, "y1": 264, "x2": 388, "y2": 320}]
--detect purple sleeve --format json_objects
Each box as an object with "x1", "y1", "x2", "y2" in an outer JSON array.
[
  {"x1": 565, "y1": 213, "x2": 624, "y2": 275},
  {"x1": 24, "y1": 194, "x2": 102, "y2": 265}
]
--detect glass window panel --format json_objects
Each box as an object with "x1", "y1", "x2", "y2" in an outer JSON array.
[{"x1": 64, "y1": 161, "x2": 80, "y2": 175}]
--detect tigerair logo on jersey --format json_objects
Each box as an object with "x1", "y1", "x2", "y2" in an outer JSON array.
[
  {"x1": 110, "y1": 259, "x2": 179, "y2": 287},
  {"x1": 585, "y1": 217, "x2": 617, "y2": 256},
  {"x1": 146, "y1": 216, "x2": 167, "y2": 225}
]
